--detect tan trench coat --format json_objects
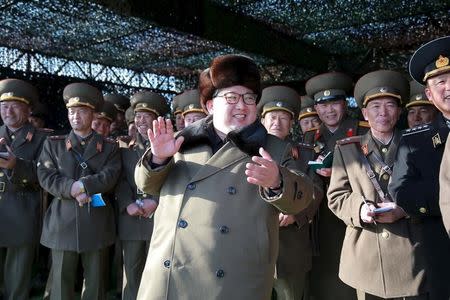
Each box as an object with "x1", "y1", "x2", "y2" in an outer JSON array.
[
  {"x1": 440, "y1": 139, "x2": 450, "y2": 237},
  {"x1": 134, "y1": 119, "x2": 314, "y2": 300},
  {"x1": 327, "y1": 131, "x2": 427, "y2": 298}
]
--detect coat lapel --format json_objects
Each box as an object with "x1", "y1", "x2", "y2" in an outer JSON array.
[
  {"x1": 10, "y1": 123, "x2": 35, "y2": 150},
  {"x1": 190, "y1": 141, "x2": 248, "y2": 183},
  {"x1": 83, "y1": 133, "x2": 103, "y2": 162}
]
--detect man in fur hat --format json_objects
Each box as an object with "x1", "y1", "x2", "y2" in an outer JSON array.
[{"x1": 134, "y1": 54, "x2": 314, "y2": 300}]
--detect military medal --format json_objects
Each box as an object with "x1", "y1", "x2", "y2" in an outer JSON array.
[
  {"x1": 361, "y1": 144, "x2": 369, "y2": 156},
  {"x1": 346, "y1": 128, "x2": 354, "y2": 137}
]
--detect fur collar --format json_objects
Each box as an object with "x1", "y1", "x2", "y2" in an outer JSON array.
[{"x1": 177, "y1": 115, "x2": 267, "y2": 156}]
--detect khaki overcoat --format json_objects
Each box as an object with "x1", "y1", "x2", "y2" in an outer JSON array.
[
  {"x1": 37, "y1": 131, "x2": 121, "y2": 252},
  {"x1": 328, "y1": 131, "x2": 426, "y2": 298},
  {"x1": 134, "y1": 118, "x2": 314, "y2": 300},
  {"x1": 440, "y1": 139, "x2": 450, "y2": 237},
  {"x1": 0, "y1": 123, "x2": 49, "y2": 246}
]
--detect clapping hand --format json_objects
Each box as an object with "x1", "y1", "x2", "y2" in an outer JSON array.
[{"x1": 246, "y1": 147, "x2": 281, "y2": 189}]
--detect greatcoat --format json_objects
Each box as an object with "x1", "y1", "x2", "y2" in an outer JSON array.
[{"x1": 134, "y1": 117, "x2": 314, "y2": 300}]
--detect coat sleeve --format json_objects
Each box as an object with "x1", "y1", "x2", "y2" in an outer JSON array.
[
  {"x1": 440, "y1": 140, "x2": 450, "y2": 237},
  {"x1": 294, "y1": 168, "x2": 324, "y2": 227},
  {"x1": 389, "y1": 138, "x2": 440, "y2": 217},
  {"x1": 134, "y1": 148, "x2": 174, "y2": 196},
  {"x1": 10, "y1": 134, "x2": 46, "y2": 187},
  {"x1": 81, "y1": 143, "x2": 121, "y2": 196},
  {"x1": 115, "y1": 149, "x2": 135, "y2": 213},
  {"x1": 37, "y1": 139, "x2": 76, "y2": 199},
  {"x1": 327, "y1": 144, "x2": 365, "y2": 228},
  {"x1": 259, "y1": 143, "x2": 314, "y2": 215}
]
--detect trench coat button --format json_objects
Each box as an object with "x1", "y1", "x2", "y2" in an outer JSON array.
[
  {"x1": 381, "y1": 231, "x2": 389, "y2": 239},
  {"x1": 419, "y1": 207, "x2": 427, "y2": 214},
  {"x1": 219, "y1": 225, "x2": 229, "y2": 234},
  {"x1": 216, "y1": 269, "x2": 225, "y2": 278},
  {"x1": 178, "y1": 219, "x2": 188, "y2": 228},
  {"x1": 227, "y1": 186, "x2": 236, "y2": 195},
  {"x1": 187, "y1": 183, "x2": 196, "y2": 190},
  {"x1": 382, "y1": 174, "x2": 389, "y2": 181},
  {"x1": 163, "y1": 260, "x2": 170, "y2": 268},
  {"x1": 11, "y1": 135, "x2": 15, "y2": 140},
  {"x1": 381, "y1": 147, "x2": 388, "y2": 153}
]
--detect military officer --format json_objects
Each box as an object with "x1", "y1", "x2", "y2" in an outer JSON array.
[
  {"x1": 37, "y1": 82, "x2": 121, "y2": 300},
  {"x1": 105, "y1": 93, "x2": 130, "y2": 138},
  {"x1": 92, "y1": 100, "x2": 118, "y2": 138},
  {"x1": 328, "y1": 70, "x2": 428, "y2": 299},
  {"x1": 298, "y1": 95, "x2": 321, "y2": 134},
  {"x1": 29, "y1": 101, "x2": 49, "y2": 129},
  {"x1": 406, "y1": 80, "x2": 437, "y2": 128},
  {"x1": 178, "y1": 89, "x2": 207, "y2": 127},
  {"x1": 134, "y1": 54, "x2": 314, "y2": 300},
  {"x1": 171, "y1": 93, "x2": 185, "y2": 131},
  {"x1": 0, "y1": 78, "x2": 50, "y2": 300},
  {"x1": 258, "y1": 85, "x2": 323, "y2": 300},
  {"x1": 389, "y1": 35, "x2": 450, "y2": 299},
  {"x1": 440, "y1": 137, "x2": 450, "y2": 237},
  {"x1": 305, "y1": 72, "x2": 367, "y2": 300},
  {"x1": 116, "y1": 90, "x2": 169, "y2": 300},
  {"x1": 125, "y1": 106, "x2": 137, "y2": 140}
]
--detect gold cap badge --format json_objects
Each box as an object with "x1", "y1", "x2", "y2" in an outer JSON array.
[
  {"x1": 415, "y1": 94, "x2": 422, "y2": 101},
  {"x1": 306, "y1": 107, "x2": 312, "y2": 113},
  {"x1": 379, "y1": 87, "x2": 387, "y2": 93},
  {"x1": 436, "y1": 55, "x2": 449, "y2": 69},
  {"x1": 276, "y1": 102, "x2": 283, "y2": 107},
  {"x1": 324, "y1": 90, "x2": 330, "y2": 96}
]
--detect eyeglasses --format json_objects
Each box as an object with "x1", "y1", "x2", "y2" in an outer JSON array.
[{"x1": 214, "y1": 92, "x2": 258, "y2": 105}]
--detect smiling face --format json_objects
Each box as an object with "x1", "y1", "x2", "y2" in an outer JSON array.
[
  {"x1": 261, "y1": 110, "x2": 293, "y2": 140},
  {"x1": 91, "y1": 115, "x2": 111, "y2": 137},
  {"x1": 314, "y1": 99, "x2": 346, "y2": 130},
  {"x1": 362, "y1": 97, "x2": 401, "y2": 137},
  {"x1": 425, "y1": 72, "x2": 450, "y2": 119},
  {"x1": 134, "y1": 111, "x2": 157, "y2": 140},
  {"x1": 68, "y1": 106, "x2": 94, "y2": 136},
  {"x1": 206, "y1": 85, "x2": 257, "y2": 139},
  {"x1": 0, "y1": 101, "x2": 31, "y2": 130}
]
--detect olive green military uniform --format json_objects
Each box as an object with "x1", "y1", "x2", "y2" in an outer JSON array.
[
  {"x1": 37, "y1": 83, "x2": 121, "y2": 300},
  {"x1": 258, "y1": 86, "x2": 324, "y2": 300},
  {"x1": 0, "y1": 79, "x2": 50, "y2": 300},
  {"x1": 105, "y1": 93, "x2": 130, "y2": 138},
  {"x1": 116, "y1": 91, "x2": 169, "y2": 300},
  {"x1": 303, "y1": 73, "x2": 368, "y2": 300},
  {"x1": 328, "y1": 70, "x2": 428, "y2": 299}
]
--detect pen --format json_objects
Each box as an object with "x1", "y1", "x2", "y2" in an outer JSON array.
[{"x1": 361, "y1": 196, "x2": 377, "y2": 225}]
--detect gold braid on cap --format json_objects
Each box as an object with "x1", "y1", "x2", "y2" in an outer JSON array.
[{"x1": 0, "y1": 93, "x2": 30, "y2": 104}]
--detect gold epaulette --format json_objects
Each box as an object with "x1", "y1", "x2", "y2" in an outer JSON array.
[
  {"x1": 358, "y1": 121, "x2": 370, "y2": 128},
  {"x1": 402, "y1": 124, "x2": 431, "y2": 136},
  {"x1": 37, "y1": 127, "x2": 54, "y2": 133},
  {"x1": 336, "y1": 135, "x2": 361, "y2": 145},
  {"x1": 48, "y1": 135, "x2": 65, "y2": 140},
  {"x1": 305, "y1": 126, "x2": 320, "y2": 133}
]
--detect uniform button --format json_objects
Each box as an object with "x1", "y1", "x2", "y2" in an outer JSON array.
[
  {"x1": 227, "y1": 186, "x2": 236, "y2": 195},
  {"x1": 163, "y1": 260, "x2": 170, "y2": 268},
  {"x1": 143, "y1": 194, "x2": 148, "y2": 198},
  {"x1": 419, "y1": 207, "x2": 427, "y2": 214},
  {"x1": 382, "y1": 174, "x2": 389, "y2": 180},
  {"x1": 187, "y1": 183, "x2": 196, "y2": 190},
  {"x1": 216, "y1": 269, "x2": 225, "y2": 278},
  {"x1": 178, "y1": 219, "x2": 188, "y2": 228},
  {"x1": 81, "y1": 141, "x2": 85, "y2": 146},
  {"x1": 11, "y1": 135, "x2": 15, "y2": 140},
  {"x1": 381, "y1": 147, "x2": 388, "y2": 153},
  {"x1": 219, "y1": 225, "x2": 229, "y2": 234},
  {"x1": 22, "y1": 179, "x2": 27, "y2": 184},
  {"x1": 0, "y1": 172, "x2": 4, "y2": 177},
  {"x1": 381, "y1": 231, "x2": 389, "y2": 239}
]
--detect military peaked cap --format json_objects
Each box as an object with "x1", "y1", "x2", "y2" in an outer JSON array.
[
  {"x1": 409, "y1": 36, "x2": 450, "y2": 83},
  {"x1": 63, "y1": 83, "x2": 104, "y2": 111},
  {"x1": 305, "y1": 72, "x2": 353, "y2": 104},
  {"x1": 131, "y1": 91, "x2": 170, "y2": 116},
  {"x1": 257, "y1": 85, "x2": 300, "y2": 119},
  {"x1": 125, "y1": 106, "x2": 135, "y2": 125},
  {"x1": 177, "y1": 89, "x2": 205, "y2": 117},
  {"x1": 96, "y1": 101, "x2": 118, "y2": 122},
  {"x1": 406, "y1": 80, "x2": 432, "y2": 109},
  {"x1": 104, "y1": 94, "x2": 130, "y2": 113},
  {"x1": 298, "y1": 95, "x2": 318, "y2": 120},
  {"x1": 354, "y1": 70, "x2": 409, "y2": 108},
  {"x1": 0, "y1": 78, "x2": 38, "y2": 106}
]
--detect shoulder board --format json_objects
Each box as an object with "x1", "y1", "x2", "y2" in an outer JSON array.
[
  {"x1": 104, "y1": 137, "x2": 116, "y2": 144},
  {"x1": 37, "y1": 127, "x2": 54, "y2": 133},
  {"x1": 297, "y1": 142, "x2": 315, "y2": 150},
  {"x1": 358, "y1": 121, "x2": 370, "y2": 128},
  {"x1": 336, "y1": 135, "x2": 361, "y2": 145},
  {"x1": 305, "y1": 126, "x2": 320, "y2": 133},
  {"x1": 402, "y1": 124, "x2": 431, "y2": 137},
  {"x1": 48, "y1": 135, "x2": 66, "y2": 140}
]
